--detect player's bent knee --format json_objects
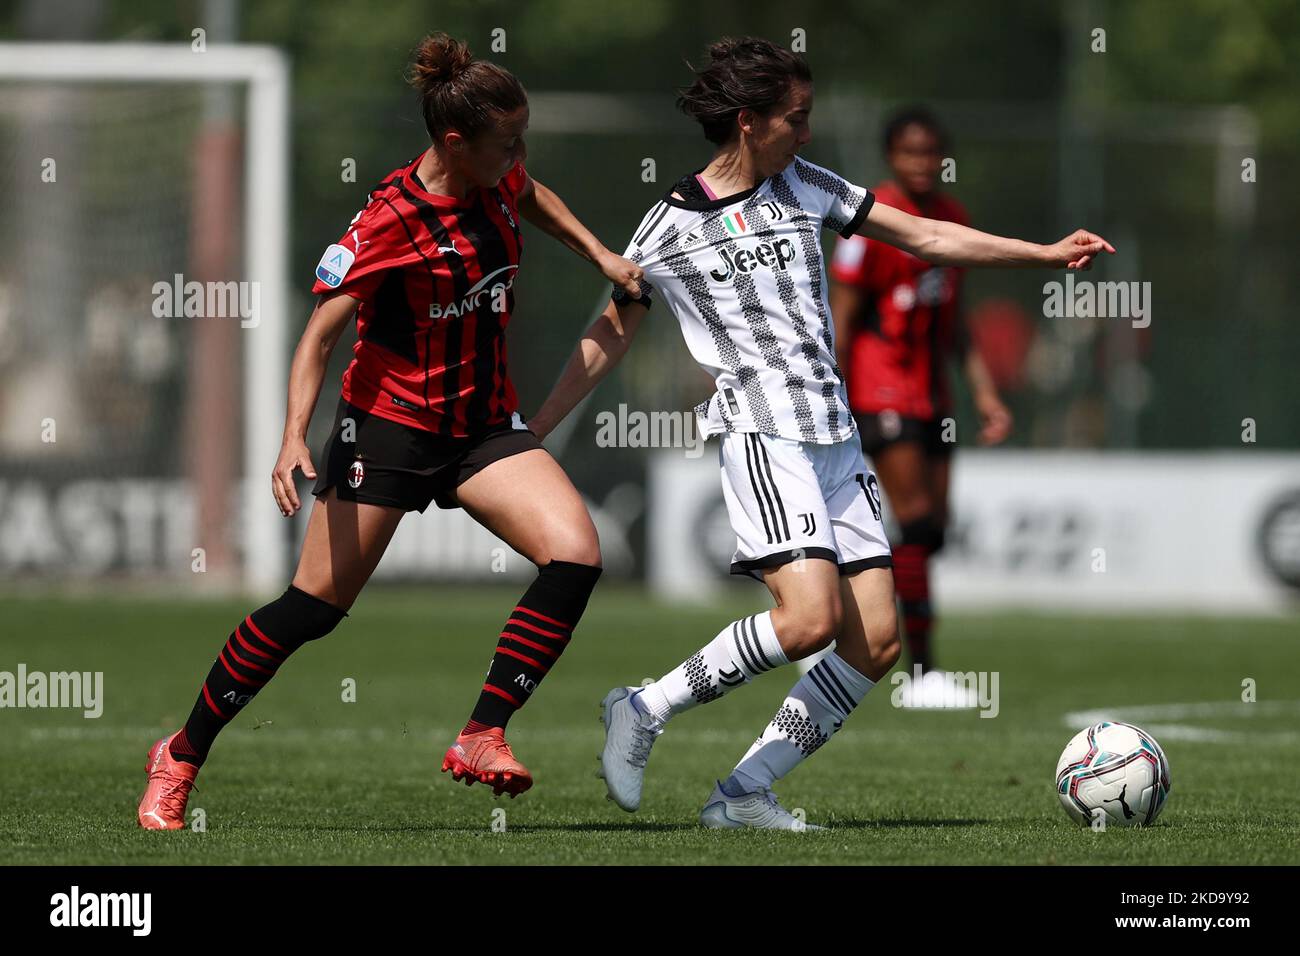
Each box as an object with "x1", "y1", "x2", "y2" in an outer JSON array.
[
  {"x1": 568, "y1": 532, "x2": 603, "y2": 569},
  {"x1": 781, "y1": 602, "x2": 842, "y2": 657},
  {"x1": 535, "y1": 526, "x2": 602, "y2": 569},
  {"x1": 876, "y1": 630, "x2": 903, "y2": 671},
  {"x1": 870, "y1": 607, "x2": 902, "y2": 670},
  {"x1": 253, "y1": 585, "x2": 348, "y2": 650}
]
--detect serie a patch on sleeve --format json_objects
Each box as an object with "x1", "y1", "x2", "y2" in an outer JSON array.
[{"x1": 315, "y1": 243, "x2": 356, "y2": 288}]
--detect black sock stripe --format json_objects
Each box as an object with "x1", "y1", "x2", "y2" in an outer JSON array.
[
  {"x1": 501, "y1": 622, "x2": 568, "y2": 646},
  {"x1": 755, "y1": 435, "x2": 791, "y2": 541},
  {"x1": 234, "y1": 622, "x2": 288, "y2": 662},
  {"x1": 737, "y1": 618, "x2": 764, "y2": 673},
  {"x1": 811, "y1": 661, "x2": 855, "y2": 714},
  {"x1": 498, "y1": 634, "x2": 560, "y2": 661},
  {"x1": 511, "y1": 606, "x2": 575, "y2": 631},
  {"x1": 743, "y1": 433, "x2": 775, "y2": 544},
  {"x1": 733, "y1": 621, "x2": 762, "y2": 675},
  {"x1": 223, "y1": 633, "x2": 279, "y2": 678},
  {"x1": 740, "y1": 616, "x2": 770, "y2": 673},
  {"x1": 817, "y1": 661, "x2": 858, "y2": 712},
  {"x1": 731, "y1": 621, "x2": 760, "y2": 675},
  {"x1": 807, "y1": 666, "x2": 847, "y2": 715},
  {"x1": 808, "y1": 667, "x2": 852, "y2": 717},
  {"x1": 746, "y1": 615, "x2": 776, "y2": 670}
]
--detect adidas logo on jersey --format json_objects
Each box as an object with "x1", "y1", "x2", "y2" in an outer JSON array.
[
  {"x1": 680, "y1": 230, "x2": 706, "y2": 251},
  {"x1": 709, "y1": 238, "x2": 797, "y2": 283}
]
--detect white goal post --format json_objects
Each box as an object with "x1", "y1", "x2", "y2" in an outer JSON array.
[{"x1": 0, "y1": 42, "x2": 290, "y2": 594}]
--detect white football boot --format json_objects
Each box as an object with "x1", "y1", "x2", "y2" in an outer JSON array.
[
  {"x1": 699, "y1": 781, "x2": 824, "y2": 831},
  {"x1": 598, "y1": 686, "x2": 664, "y2": 812}
]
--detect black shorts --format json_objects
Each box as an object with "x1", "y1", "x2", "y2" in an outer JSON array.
[
  {"x1": 312, "y1": 399, "x2": 544, "y2": 512},
  {"x1": 854, "y1": 411, "x2": 954, "y2": 459}
]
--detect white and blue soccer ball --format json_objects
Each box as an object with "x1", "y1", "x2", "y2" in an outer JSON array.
[{"x1": 1055, "y1": 721, "x2": 1171, "y2": 827}]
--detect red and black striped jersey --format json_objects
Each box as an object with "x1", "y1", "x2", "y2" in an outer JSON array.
[
  {"x1": 830, "y1": 181, "x2": 967, "y2": 421},
  {"x1": 311, "y1": 155, "x2": 527, "y2": 437}
]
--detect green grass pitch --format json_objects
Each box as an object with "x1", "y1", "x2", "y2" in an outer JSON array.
[{"x1": 2, "y1": 586, "x2": 1297, "y2": 865}]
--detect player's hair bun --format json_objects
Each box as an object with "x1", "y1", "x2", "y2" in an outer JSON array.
[
  {"x1": 409, "y1": 32, "x2": 474, "y2": 92},
  {"x1": 707, "y1": 37, "x2": 747, "y2": 60},
  {"x1": 406, "y1": 32, "x2": 527, "y2": 143}
]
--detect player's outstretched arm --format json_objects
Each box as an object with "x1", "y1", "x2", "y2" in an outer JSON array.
[
  {"x1": 859, "y1": 201, "x2": 1115, "y2": 271},
  {"x1": 528, "y1": 299, "x2": 648, "y2": 441},
  {"x1": 271, "y1": 292, "x2": 357, "y2": 517},
  {"x1": 516, "y1": 176, "x2": 644, "y2": 297}
]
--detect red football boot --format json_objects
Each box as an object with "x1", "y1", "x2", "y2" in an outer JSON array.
[
  {"x1": 137, "y1": 733, "x2": 199, "y2": 830},
  {"x1": 441, "y1": 727, "x2": 533, "y2": 797}
]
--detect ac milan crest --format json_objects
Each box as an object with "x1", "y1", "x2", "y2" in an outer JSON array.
[{"x1": 347, "y1": 459, "x2": 365, "y2": 489}]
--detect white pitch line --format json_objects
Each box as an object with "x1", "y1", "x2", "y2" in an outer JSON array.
[{"x1": 1062, "y1": 700, "x2": 1300, "y2": 744}]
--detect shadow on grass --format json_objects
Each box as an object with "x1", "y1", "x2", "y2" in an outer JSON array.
[
  {"x1": 216, "y1": 820, "x2": 699, "y2": 835},
  {"x1": 819, "y1": 818, "x2": 990, "y2": 830},
  {"x1": 214, "y1": 817, "x2": 988, "y2": 835}
]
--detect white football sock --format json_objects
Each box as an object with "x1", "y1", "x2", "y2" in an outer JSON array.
[
  {"x1": 727, "y1": 652, "x2": 875, "y2": 794},
  {"x1": 637, "y1": 611, "x2": 787, "y2": 723}
]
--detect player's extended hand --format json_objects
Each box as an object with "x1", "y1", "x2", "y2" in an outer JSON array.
[
  {"x1": 597, "y1": 249, "x2": 645, "y2": 299},
  {"x1": 271, "y1": 436, "x2": 317, "y2": 517},
  {"x1": 1045, "y1": 229, "x2": 1115, "y2": 271},
  {"x1": 975, "y1": 391, "x2": 1013, "y2": 446}
]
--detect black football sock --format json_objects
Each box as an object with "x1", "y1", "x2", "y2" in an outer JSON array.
[
  {"x1": 169, "y1": 586, "x2": 346, "y2": 766},
  {"x1": 464, "y1": 560, "x2": 602, "y2": 733}
]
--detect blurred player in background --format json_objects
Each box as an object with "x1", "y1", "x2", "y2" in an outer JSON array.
[
  {"x1": 529, "y1": 38, "x2": 1111, "y2": 829},
  {"x1": 137, "y1": 33, "x2": 643, "y2": 829},
  {"x1": 830, "y1": 107, "x2": 1013, "y2": 708}
]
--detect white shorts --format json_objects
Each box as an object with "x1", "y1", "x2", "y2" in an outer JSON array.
[{"x1": 719, "y1": 431, "x2": 893, "y2": 580}]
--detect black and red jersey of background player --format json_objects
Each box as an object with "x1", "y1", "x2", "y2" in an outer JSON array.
[
  {"x1": 311, "y1": 155, "x2": 527, "y2": 437},
  {"x1": 830, "y1": 180, "x2": 968, "y2": 421}
]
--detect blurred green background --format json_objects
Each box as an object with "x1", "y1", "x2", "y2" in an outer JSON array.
[{"x1": 5, "y1": 0, "x2": 1296, "y2": 461}]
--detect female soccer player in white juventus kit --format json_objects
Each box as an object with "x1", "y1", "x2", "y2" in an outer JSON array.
[{"x1": 529, "y1": 37, "x2": 1113, "y2": 829}]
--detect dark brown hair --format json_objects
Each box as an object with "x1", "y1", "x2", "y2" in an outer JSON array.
[
  {"x1": 408, "y1": 32, "x2": 527, "y2": 143},
  {"x1": 676, "y1": 37, "x2": 813, "y2": 145},
  {"x1": 882, "y1": 105, "x2": 949, "y2": 155}
]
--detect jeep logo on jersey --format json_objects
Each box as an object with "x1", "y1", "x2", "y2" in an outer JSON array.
[
  {"x1": 429, "y1": 264, "x2": 519, "y2": 320},
  {"x1": 348, "y1": 459, "x2": 365, "y2": 489},
  {"x1": 709, "y1": 238, "x2": 797, "y2": 282},
  {"x1": 315, "y1": 243, "x2": 355, "y2": 288}
]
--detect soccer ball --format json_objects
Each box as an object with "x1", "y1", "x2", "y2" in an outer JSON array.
[{"x1": 1055, "y1": 721, "x2": 1171, "y2": 827}]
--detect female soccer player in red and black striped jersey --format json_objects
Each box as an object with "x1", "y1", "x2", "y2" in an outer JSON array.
[
  {"x1": 828, "y1": 108, "x2": 1012, "y2": 707},
  {"x1": 137, "y1": 33, "x2": 645, "y2": 829}
]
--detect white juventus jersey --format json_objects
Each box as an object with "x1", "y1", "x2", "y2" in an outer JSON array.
[{"x1": 615, "y1": 158, "x2": 874, "y2": 444}]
